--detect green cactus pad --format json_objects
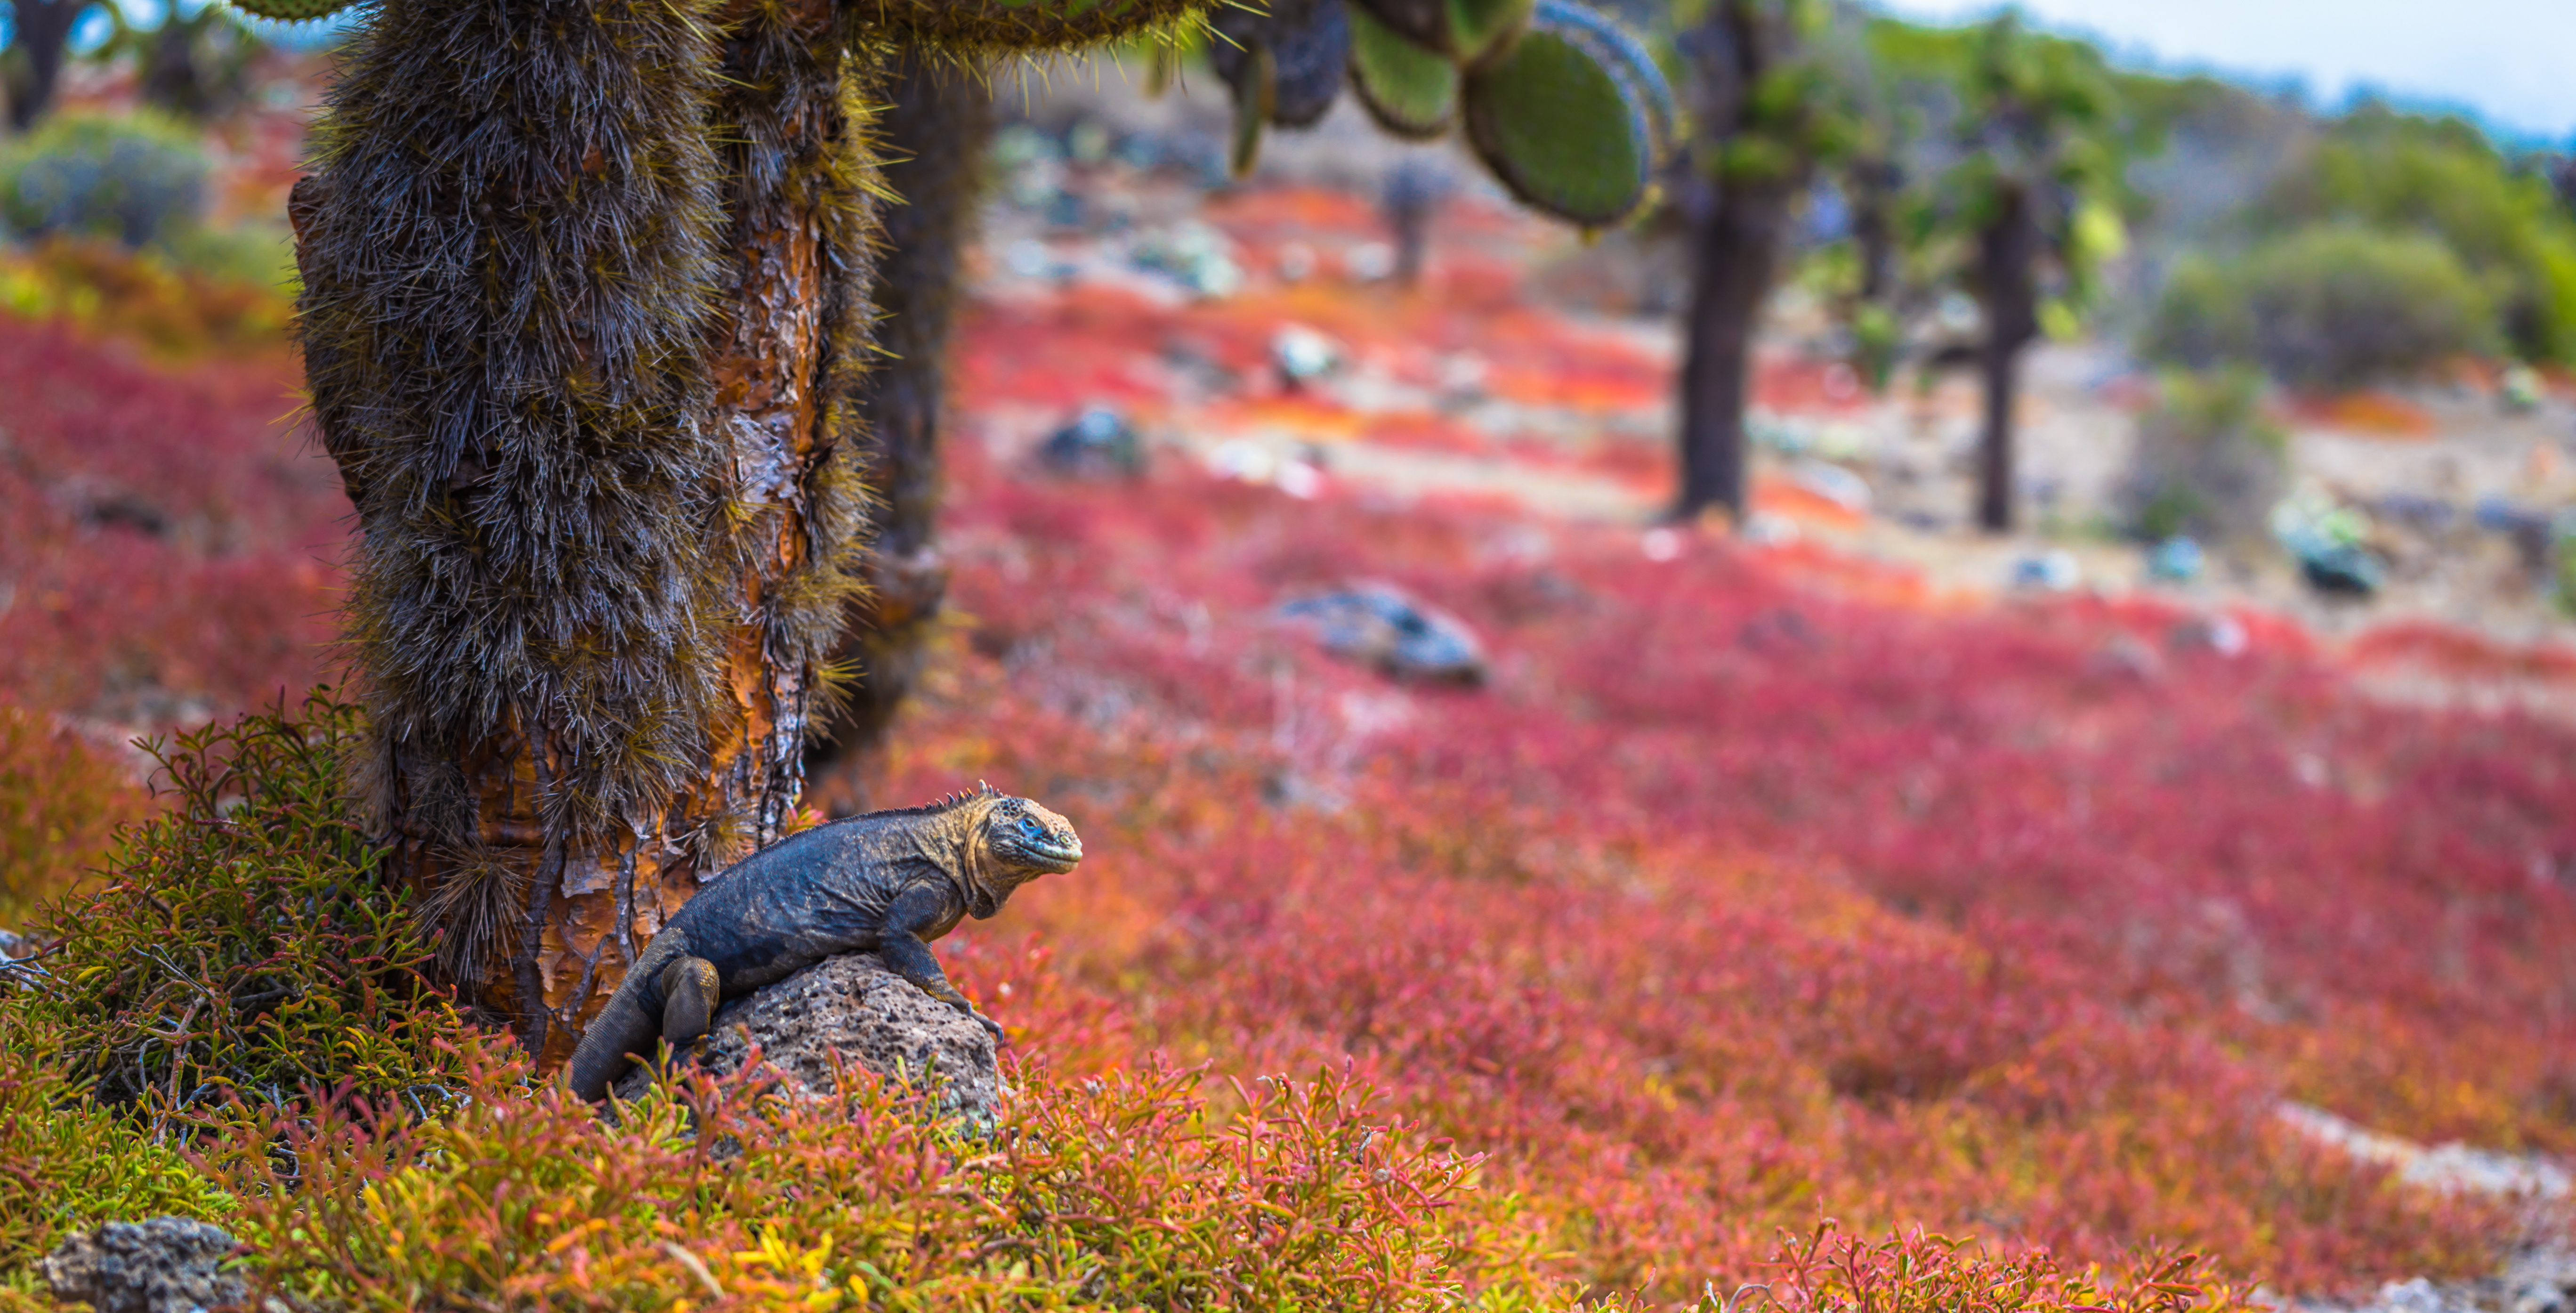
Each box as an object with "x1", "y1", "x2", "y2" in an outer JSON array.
[
  {"x1": 1462, "y1": 5, "x2": 1655, "y2": 227},
  {"x1": 1347, "y1": 5, "x2": 1458, "y2": 138},
  {"x1": 219, "y1": 0, "x2": 356, "y2": 20},
  {"x1": 1446, "y1": 0, "x2": 1535, "y2": 64},
  {"x1": 1529, "y1": 0, "x2": 1672, "y2": 145},
  {"x1": 1350, "y1": 0, "x2": 1529, "y2": 63}
]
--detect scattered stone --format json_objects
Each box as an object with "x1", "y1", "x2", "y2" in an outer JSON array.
[
  {"x1": 1790, "y1": 460, "x2": 1872, "y2": 514},
  {"x1": 2272, "y1": 491, "x2": 2384, "y2": 597},
  {"x1": 2298, "y1": 541, "x2": 2385, "y2": 596},
  {"x1": 2501, "y1": 364, "x2": 2545, "y2": 414},
  {"x1": 2169, "y1": 612, "x2": 2250, "y2": 658},
  {"x1": 2277, "y1": 1102, "x2": 2571, "y2": 1200},
  {"x1": 611, "y1": 951, "x2": 1002, "y2": 1120},
  {"x1": 43, "y1": 1217, "x2": 245, "y2": 1313},
  {"x1": 1129, "y1": 221, "x2": 1243, "y2": 299},
  {"x1": 2009, "y1": 550, "x2": 2081, "y2": 592},
  {"x1": 2147, "y1": 536, "x2": 2205, "y2": 583},
  {"x1": 1276, "y1": 584, "x2": 1487, "y2": 686},
  {"x1": 1038, "y1": 406, "x2": 1144, "y2": 478},
  {"x1": 1271, "y1": 324, "x2": 1339, "y2": 387}
]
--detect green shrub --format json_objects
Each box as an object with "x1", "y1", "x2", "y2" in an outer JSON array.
[
  {"x1": 2121, "y1": 368, "x2": 2286, "y2": 545},
  {"x1": 2257, "y1": 113, "x2": 2576, "y2": 364},
  {"x1": 0, "y1": 1011, "x2": 234, "y2": 1276},
  {"x1": 2139, "y1": 255, "x2": 2257, "y2": 373},
  {"x1": 2144, "y1": 226, "x2": 2495, "y2": 388},
  {"x1": 0, "y1": 113, "x2": 209, "y2": 251},
  {"x1": 16, "y1": 693, "x2": 468, "y2": 1111}
]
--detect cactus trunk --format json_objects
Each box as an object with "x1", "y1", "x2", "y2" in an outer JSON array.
[
  {"x1": 1676, "y1": 179, "x2": 1792, "y2": 522},
  {"x1": 1976, "y1": 184, "x2": 2040, "y2": 534},
  {"x1": 293, "y1": 0, "x2": 877, "y2": 1067}
]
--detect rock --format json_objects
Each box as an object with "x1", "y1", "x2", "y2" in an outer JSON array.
[
  {"x1": 1276, "y1": 584, "x2": 1487, "y2": 686},
  {"x1": 612, "y1": 951, "x2": 1001, "y2": 1119},
  {"x1": 1271, "y1": 325, "x2": 1339, "y2": 386},
  {"x1": 42, "y1": 1217, "x2": 245, "y2": 1313},
  {"x1": 2146, "y1": 536, "x2": 2204, "y2": 583},
  {"x1": 2009, "y1": 550, "x2": 2081, "y2": 592},
  {"x1": 0, "y1": 926, "x2": 27, "y2": 959},
  {"x1": 2298, "y1": 541, "x2": 2384, "y2": 596},
  {"x1": 1038, "y1": 407, "x2": 1144, "y2": 479}
]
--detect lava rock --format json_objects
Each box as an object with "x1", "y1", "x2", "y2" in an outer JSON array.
[
  {"x1": 42, "y1": 1217, "x2": 244, "y2": 1313},
  {"x1": 612, "y1": 951, "x2": 1001, "y2": 1119},
  {"x1": 1038, "y1": 407, "x2": 1144, "y2": 479},
  {"x1": 1277, "y1": 584, "x2": 1487, "y2": 686}
]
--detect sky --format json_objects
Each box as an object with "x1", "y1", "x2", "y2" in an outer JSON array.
[{"x1": 1886, "y1": 0, "x2": 2576, "y2": 144}]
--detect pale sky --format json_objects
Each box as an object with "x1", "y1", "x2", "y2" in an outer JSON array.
[{"x1": 1885, "y1": 0, "x2": 2576, "y2": 144}]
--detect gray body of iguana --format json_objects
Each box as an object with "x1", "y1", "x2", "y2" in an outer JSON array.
[{"x1": 565, "y1": 785, "x2": 1082, "y2": 1101}]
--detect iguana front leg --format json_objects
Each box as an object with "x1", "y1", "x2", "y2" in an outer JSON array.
[{"x1": 881, "y1": 884, "x2": 1008, "y2": 1047}]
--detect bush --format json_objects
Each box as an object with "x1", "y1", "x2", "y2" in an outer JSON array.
[
  {"x1": 2257, "y1": 113, "x2": 2576, "y2": 364},
  {"x1": 16, "y1": 693, "x2": 468, "y2": 1111},
  {"x1": 0, "y1": 1011, "x2": 234, "y2": 1275},
  {"x1": 0, "y1": 113, "x2": 208, "y2": 251},
  {"x1": 195, "y1": 1046, "x2": 1560, "y2": 1312},
  {"x1": 2122, "y1": 368, "x2": 2287, "y2": 545},
  {"x1": 2144, "y1": 226, "x2": 2495, "y2": 388}
]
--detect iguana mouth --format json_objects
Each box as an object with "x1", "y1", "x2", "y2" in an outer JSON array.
[{"x1": 1021, "y1": 838, "x2": 1082, "y2": 872}]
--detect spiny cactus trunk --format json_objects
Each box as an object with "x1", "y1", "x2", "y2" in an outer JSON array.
[
  {"x1": 1675, "y1": 180, "x2": 1792, "y2": 523},
  {"x1": 294, "y1": 0, "x2": 876, "y2": 1066},
  {"x1": 807, "y1": 46, "x2": 993, "y2": 816},
  {"x1": 1976, "y1": 185, "x2": 2040, "y2": 534}
]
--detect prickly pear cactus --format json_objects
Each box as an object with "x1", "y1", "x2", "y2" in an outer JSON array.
[
  {"x1": 1209, "y1": 0, "x2": 1666, "y2": 226},
  {"x1": 1523, "y1": 0, "x2": 1672, "y2": 143},
  {"x1": 1349, "y1": 0, "x2": 1531, "y2": 65},
  {"x1": 1461, "y1": 0, "x2": 1658, "y2": 227},
  {"x1": 1213, "y1": 0, "x2": 1350, "y2": 172},
  {"x1": 1346, "y1": 5, "x2": 1458, "y2": 138}
]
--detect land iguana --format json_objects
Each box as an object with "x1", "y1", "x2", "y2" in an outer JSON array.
[{"x1": 564, "y1": 784, "x2": 1082, "y2": 1101}]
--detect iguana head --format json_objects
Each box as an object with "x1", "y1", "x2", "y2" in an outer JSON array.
[{"x1": 961, "y1": 788, "x2": 1084, "y2": 918}]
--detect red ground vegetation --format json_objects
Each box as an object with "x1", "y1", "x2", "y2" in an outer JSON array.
[
  {"x1": 864, "y1": 437, "x2": 2564, "y2": 1297},
  {"x1": 7, "y1": 178, "x2": 2575, "y2": 1300},
  {"x1": 0, "y1": 315, "x2": 338, "y2": 728}
]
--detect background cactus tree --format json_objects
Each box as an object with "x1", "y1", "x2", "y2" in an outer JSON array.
[
  {"x1": 1938, "y1": 15, "x2": 2125, "y2": 533},
  {"x1": 1670, "y1": 0, "x2": 1865, "y2": 522}
]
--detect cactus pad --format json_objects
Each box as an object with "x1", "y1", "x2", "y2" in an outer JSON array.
[
  {"x1": 1211, "y1": 0, "x2": 1351, "y2": 129},
  {"x1": 1461, "y1": 3, "x2": 1657, "y2": 226},
  {"x1": 1346, "y1": 5, "x2": 1458, "y2": 138},
  {"x1": 1349, "y1": 0, "x2": 1529, "y2": 63},
  {"x1": 1528, "y1": 0, "x2": 1672, "y2": 143},
  {"x1": 219, "y1": 0, "x2": 356, "y2": 19}
]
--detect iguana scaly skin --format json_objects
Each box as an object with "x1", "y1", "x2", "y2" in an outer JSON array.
[{"x1": 565, "y1": 785, "x2": 1082, "y2": 1101}]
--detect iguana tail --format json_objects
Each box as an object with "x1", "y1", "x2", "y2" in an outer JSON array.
[{"x1": 564, "y1": 937, "x2": 724, "y2": 1102}]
